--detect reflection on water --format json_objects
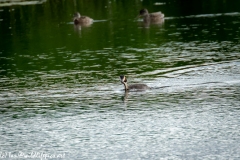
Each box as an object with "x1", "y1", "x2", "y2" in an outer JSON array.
[
  {"x1": 0, "y1": 0, "x2": 240, "y2": 159},
  {"x1": 138, "y1": 18, "x2": 165, "y2": 28}
]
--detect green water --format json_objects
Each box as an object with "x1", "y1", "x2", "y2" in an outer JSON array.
[{"x1": 0, "y1": 0, "x2": 240, "y2": 159}]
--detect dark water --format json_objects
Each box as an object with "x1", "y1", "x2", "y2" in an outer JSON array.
[{"x1": 0, "y1": 0, "x2": 240, "y2": 159}]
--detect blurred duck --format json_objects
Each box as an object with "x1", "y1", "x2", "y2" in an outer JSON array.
[
  {"x1": 73, "y1": 12, "x2": 93, "y2": 25},
  {"x1": 120, "y1": 75, "x2": 150, "y2": 91},
  {"x1": 138, "y1": 8, "x2": 164, "y2": 23}
]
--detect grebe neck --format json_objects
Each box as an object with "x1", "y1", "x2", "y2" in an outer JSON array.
[{"x1": 123, "y1": 82, "x2": 128, "y2": 91}]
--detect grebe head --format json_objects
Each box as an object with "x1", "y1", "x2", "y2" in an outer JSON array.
[
  {"x1": 120, "y1": 75, "x2": 127, "y2": 84},
  {"x1": 139, "y1": 9, "x2": 149, "y2": 16},
  {"x1": 120, "y1": 75, "x2": 129, "y2": 91}
]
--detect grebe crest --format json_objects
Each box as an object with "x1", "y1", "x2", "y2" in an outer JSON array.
[{"x1": 120, "y1": 75, "x2": 150, "y2": 91}]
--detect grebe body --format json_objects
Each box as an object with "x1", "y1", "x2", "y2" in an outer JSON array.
[
  {"x1": 120, "y1": 75, "x2": 150, "y2": 91},
  {"x1": 73, "y1": 12, "x2": 93, "y2": 25}
]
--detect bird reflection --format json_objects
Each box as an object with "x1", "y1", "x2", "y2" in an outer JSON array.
[
  {"x1": 73, "y1": 23, "x2": 92, "y2": 32},
  {"x1": 138, "y1": 19, "x2": 164, "y2": 28},
  {"x1": 121, "y1": 90, "x2": 129, "y2": 104}
]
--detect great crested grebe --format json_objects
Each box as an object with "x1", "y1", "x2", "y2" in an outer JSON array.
[
  {"x1": 138, "y1": 9, "x2": 164, "y2": 23},
  {"x1": 73, "y1": 12, "x2": 93, "y2": 25},
  {"x1": 120, "y1": 75, "x2": 150, "y2": 91}
]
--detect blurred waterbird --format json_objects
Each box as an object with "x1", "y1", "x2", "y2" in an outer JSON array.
[
  {"x1": 138, "y1": 8, "x2": 164, "y2": 23},
  {"x1": 73, "y1": 12, "x2": 93, "y2": 25}
]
